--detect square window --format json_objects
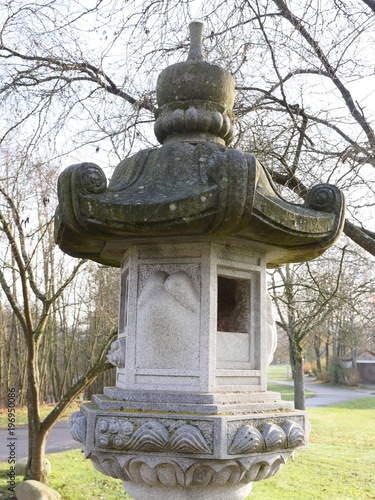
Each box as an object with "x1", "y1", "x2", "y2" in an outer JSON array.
[{"x1": 217, "y1": 276, "x2": 250, "y2": 333}]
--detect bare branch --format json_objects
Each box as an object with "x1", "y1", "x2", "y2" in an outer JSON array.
[
  {"x1": 0, "y1": 45, "x2": 155, "y2": 112},
  {"x1": 361, "y1": 0, "x2": 375, "y2": 15},
  {"x1": 40, "y1": 327, "x2": 117, "y2": 433},
  {"x1": 344, "y1": 220, "x2": 375, "y2": 256},
  {"x1": 272, "y1": 0, "x2": 375, "y2": 150}
]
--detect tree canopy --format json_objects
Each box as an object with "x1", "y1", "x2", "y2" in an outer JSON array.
[{"x1": 1, "y1": 0, "x2": 374, "y2": 256}]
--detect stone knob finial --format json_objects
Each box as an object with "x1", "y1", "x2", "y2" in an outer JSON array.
[
  {"x1": 187, "y1": 22, "x2": 204, "y2": 61},
  {"x1": 154, "y1": 22, "x2": 235, "y2": 145}
]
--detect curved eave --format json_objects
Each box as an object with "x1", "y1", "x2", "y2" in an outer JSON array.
[
  {"x1": 54, "y1": 158, "x2": 345, "y2": 267},
  {"x1": 55, "y1": 192, "x2": 344, "y2": 269}
]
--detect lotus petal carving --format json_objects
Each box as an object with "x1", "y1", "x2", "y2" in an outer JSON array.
[
  {"x1": 90, "y1": 452, "x2": 129, "y2": 481},
  {"x1": 155, "y1": 463, "x2": 180, "y2": 487},
  {"x1": 89, "y1": 451, "x2": 295, "y2": 485},
  {"x1": 242, "y1": 454, "x2": 289, "y2": 482},
  {"x1": 283, "y1": 419, "x2": 305, "y2": 448},
  {"x1": 228, "y1": 425, "x2": 264, "y2": 454},
  {"x1": 261, "y1": 423, "x2": 286, "y2": 451},
  {"x1": 127, "y1": 421, "x2": 169, "y2": 451},
  {"x1": 168, "y1": 425, "x2": 211, "y2": 454}
]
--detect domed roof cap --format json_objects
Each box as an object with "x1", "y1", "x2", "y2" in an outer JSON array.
[{"x1": 154, "y1": 22, "x2": 236, "y2": 145}]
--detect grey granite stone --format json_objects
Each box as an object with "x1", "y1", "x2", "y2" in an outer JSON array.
[{"x1": 15, "y1": 480, "x2": 61, "y2": 500}]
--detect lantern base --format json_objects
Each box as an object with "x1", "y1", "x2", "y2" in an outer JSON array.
[{"x1": 123, "y1": 481, "x2": 253, "y2": 500}]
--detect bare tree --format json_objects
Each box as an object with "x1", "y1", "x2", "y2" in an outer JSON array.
[
  {"x1": 305, "y1": 244, "x2": 375, "y2": 382},
  {"x1": 270, "y1": 247, "x2": 347, "y2": 409},
  {"x1": 0, "y1": 155, "x2": 116, "y2": 481}
]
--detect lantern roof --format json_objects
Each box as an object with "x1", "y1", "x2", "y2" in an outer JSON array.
[{"x1": 55, "y1": 22, "x2": 345, "y2": 267}]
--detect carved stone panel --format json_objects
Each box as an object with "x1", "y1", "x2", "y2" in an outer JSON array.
[
  {"x1": 227, "y1": 417, "x2": 307, "y2": 455},
  {"x1": 89, "y1": 451, "x2": 295, "y2": 486},
  {"x1": 136, "y1": 266, "x2": 201, "y2": 371},
  {"x1": 94, "y1": 416, "x2": 214, "y2": 455}
]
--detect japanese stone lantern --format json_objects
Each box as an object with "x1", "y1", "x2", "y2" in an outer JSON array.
[{"x1": 56, "y1": 22, "x2": 345, "y2": 500}]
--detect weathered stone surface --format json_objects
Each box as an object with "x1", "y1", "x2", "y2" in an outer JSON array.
[
  {"x1": 79, "y1": 403, "x2": 308, "y2": 459},
  {"x1": 68, "y1": 411, "x2": 87, "y2": 444},
  {"x1": 136, "y1": 270, "x2": 200, "y2": 371},
  {"x1": 115, "y1": 242, "x2": 267, "y2": 394},
  {"x1": 14, "y1": 480, "x2": 61, "y2": 500},
  {"x1": 93, "y1": 391, "x2": 294, "y2": 414},
  {"x1": 107, "y1": 337, "x2": 126, "y2": 368},
  {"x1": 155, "y1": 22, "x2": 235, "y2": 146},
  {"x1": 55, "y1": 142, "x2": 345, "y2": 268},
  {"x1": 55, "y1": 19, "x2": 344, "y2": 270},
  {"x1": 90, "y1": 452, "x2": 291, "y2": 485}
]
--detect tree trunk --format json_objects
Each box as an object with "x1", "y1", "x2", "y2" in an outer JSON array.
[
  {"x1": 25, "y1": 428, "x2": 49, "y2": 482},
  {"x1": 314, "y1": 335, "x2": 322, "y2": 374},
  {"x1": 332, "y1": 338, "x2": 340, "y2": 384},
  {"x1": 25, "y1": 341, "x2": 48, "y2": 481},
  {"x1": 315, "y1": 349, "x2": 322, "y2": 374},
  {"x1": 325, "y1": 341, "x2": 329, "y2": 374},
  {"x1": 289, "y1": 337, "x2": 305, "y2": 410}
]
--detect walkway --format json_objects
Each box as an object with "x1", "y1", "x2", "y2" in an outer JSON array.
[{"x1": 273, "y1": 378, "x2": 375, "y2": 408}]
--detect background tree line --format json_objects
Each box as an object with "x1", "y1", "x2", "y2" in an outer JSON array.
[
  {"x1": 0, "y1": 0, "x2": 374, "y2": 480},
  {"x1": 269, "y1": 243, "x2": 375, "y2": 408},
  {"x1": 0, "y1": 155, "x2": 118, "y2": 480}
]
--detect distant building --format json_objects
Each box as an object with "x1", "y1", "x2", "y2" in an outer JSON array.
[{"x1": 341, "y1": 349, "x2": 375, "y2": 384}]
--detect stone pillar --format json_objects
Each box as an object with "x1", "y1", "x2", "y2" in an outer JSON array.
[{"x1": 117, "y1": 243, "x2": 268, "y2": 394}]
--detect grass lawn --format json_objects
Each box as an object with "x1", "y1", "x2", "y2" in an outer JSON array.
[
  {"x1": 267, "y1": 381, "x2": 315, "y2": 400},
  {"x1": 251, "y1": 397, "x2": 375, "y2": 499},
  {"x1": 1, "y1": 397, "x2": 374, "y2": 499},
  {"x1": 267, "y1": 363, "x2": 293, "y2": 381}
]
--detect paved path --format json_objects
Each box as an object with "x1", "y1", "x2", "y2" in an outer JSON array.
[
  {"x1": 0, "y1": 421, "x2": 81, "y2": 462},
  {"x1": 273, "y1": 378, "x2": 375, "y2": 408},
  {"x1": 1, "y1": 381, "x2": 374, "y2": 461}
]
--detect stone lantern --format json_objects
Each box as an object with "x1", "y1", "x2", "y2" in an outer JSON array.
[{"x1": 56, "y1": 22, "x2": 344, "y2": 500}]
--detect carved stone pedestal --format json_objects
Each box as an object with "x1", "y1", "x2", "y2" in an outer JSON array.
[
  {"x1": 68, "y1": 242, "x2": 309, "y2": 500},
  {"x1": 71, "y1": 388, "x2": 308, "y2": 499}
]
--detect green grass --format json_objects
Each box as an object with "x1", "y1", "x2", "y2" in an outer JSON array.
[
  {"x1": 267, "y1": 363, "x2": 293, "y2": 381},
  {"x1": 0, "y1": 450, "x2": 127, "y2": 500},
  {"x1": 48, "y1": 451, "x2": 129, "y2": 499},
  {"x1": 267, "y1": 381, "x2": 315, "y2": 400},
  {"x1": 250, "y1": 397, "x2": 375, "y2": 499},
  {"x1": 267, "y1": 381, "x2": 295, "y2": 400},
  {"x1": 1, "y1": 397, "x2": 374, "y2": 499}
]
